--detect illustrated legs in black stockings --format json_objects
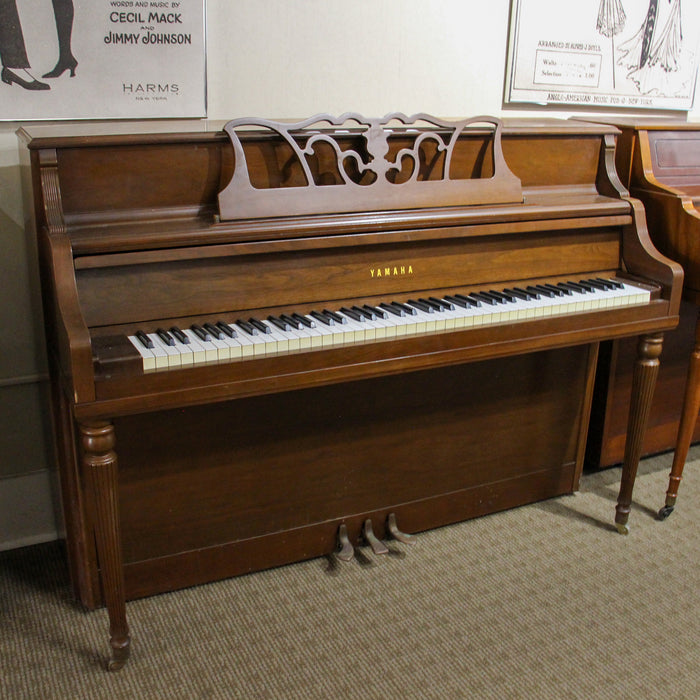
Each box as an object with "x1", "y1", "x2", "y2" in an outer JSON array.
[{"x1": 43, "y1": 0, "x2": 77, "y2": 78}]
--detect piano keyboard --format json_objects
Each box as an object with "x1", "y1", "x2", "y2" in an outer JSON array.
[{"x1": 126, "y1": 278, "x2": 651, "y2": 371}]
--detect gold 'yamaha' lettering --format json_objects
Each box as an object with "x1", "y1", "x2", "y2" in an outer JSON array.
[{"x1": 370, "y1": 264, "x2": 413, "y2": 278}]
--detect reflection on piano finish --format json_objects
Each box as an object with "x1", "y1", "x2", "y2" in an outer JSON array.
[
  {"x1": 591, "y1": 119, "x2": 700, "y2": 519},
  {"x1": 19, "y1": 114, "x2": 682, "y2": 670}
]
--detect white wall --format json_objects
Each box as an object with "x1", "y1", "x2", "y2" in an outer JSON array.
[{"x1": 2, "y1": 0, "x2": 699, "y2": 549}]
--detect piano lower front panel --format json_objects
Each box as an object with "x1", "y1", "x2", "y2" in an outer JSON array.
[{"x1": 76, "y1": 344, "x2": 596, "y2": 606}]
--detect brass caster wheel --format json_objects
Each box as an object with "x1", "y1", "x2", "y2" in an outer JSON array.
[{"x1": 615, "y1": 521, "x2": 629, "y2": 535}]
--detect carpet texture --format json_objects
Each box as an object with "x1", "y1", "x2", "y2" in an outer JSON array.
[{"x1": 2, "y1": 447, "x2": 699, "y2": 699}]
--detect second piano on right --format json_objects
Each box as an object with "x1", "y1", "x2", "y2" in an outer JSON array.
[{"x1": 586, "y1": 119, "x2": 700, "y2": 518}]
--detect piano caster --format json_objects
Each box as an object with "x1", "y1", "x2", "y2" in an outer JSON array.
[
  {"x1": 615, "y1": 521, "x2": 630, "y2": 536},
  {"x1": 336, "y1": 524, "x2": 354, "y2": 562},
  {"x1": 658, "y1": 505, "x2": 675, "y2": 521},
  {"x1": 386, "y1": 513, "x2": 415, "y2": 545},
  {"x1": 657, "y1": 494, "x2": 676, "y2": 521},
  {"x1": 363, "y1": 519, "x2": 389, "y2": 555},
  {"x1": 106, "y1": 639, "x2": 131, "y2": 672}
]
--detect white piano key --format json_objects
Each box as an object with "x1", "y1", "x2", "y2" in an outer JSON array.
[
  {"x1": 184, "y1": 329, "x2": 219, "y2": 362},
  {"x1": 144, "y1": 333, "x2": 172, "y2": 369},
  {"x1": 171, "y1": 337, "x2": 194, "y2": 365},
  {"x1": 127, "y1": 335, "x2": 157, "y2": 371}
]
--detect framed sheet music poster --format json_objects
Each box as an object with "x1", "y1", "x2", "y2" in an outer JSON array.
[
  {"x1": 505, "y1": 0, "x2": 700, "y2": 110},
  {"x1": 0, "y1": 0, "x2": 206, "y2": 120}
]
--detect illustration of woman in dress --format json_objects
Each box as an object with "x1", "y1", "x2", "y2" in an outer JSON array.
[
  {"x1": 43, "y1": 0, "x2": 77, "y2": 79},
  {"x1": 597, "y1": 0, "x2": 627, "y2": 88},
  {"x1": 0, "y1": 0, "x2": 49, "y2": 90},
  {"x1": 617, "y1": 0, "x2": 684, "y2": 94}
]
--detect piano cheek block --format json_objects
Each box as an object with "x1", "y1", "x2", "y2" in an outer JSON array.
[{"x1": 20, "y1": 114, "x2": 681, "y2": 669}]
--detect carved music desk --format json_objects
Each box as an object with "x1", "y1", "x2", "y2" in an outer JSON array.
[{"x1": 18, "y1": 114, "x2": 682, "y2": 669}]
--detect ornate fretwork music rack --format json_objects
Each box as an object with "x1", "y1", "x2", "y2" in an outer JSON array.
[{"x1": 218, "y1": 113, "x2": 523, "y2": 220}]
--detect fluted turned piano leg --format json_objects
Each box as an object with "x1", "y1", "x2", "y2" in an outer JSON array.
[
  {"x1": 80, "y1": 421, "x2": 130, "y2": 670},
  {"x1": 660, "y1": 311, "x2": 700, "y2": 519},
  {"x1": 615, "y1": 333, "x2": 664, "y2": 535}
]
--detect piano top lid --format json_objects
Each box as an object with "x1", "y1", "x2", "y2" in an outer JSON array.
[
  {"x1": 17, "y1": 117, "x2": 622, "y2": 150},
  {"x1": 578, "y1": 117, "x2": 700, "y2": 132}
]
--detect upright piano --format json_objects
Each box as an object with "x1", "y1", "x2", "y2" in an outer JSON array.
[
  {"x1": 585, "y1": 119, "x2": 700, "y2": 517},
  {"x1": 18, "y1": 114, "x2": 682, "y2": 669}
]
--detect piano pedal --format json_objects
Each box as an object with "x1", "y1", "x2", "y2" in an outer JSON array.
[
  {"x1": 336, "y1": 523, "x2": 354, "y2": 562},
  {"x1": 363, "y1": 519, "x2": 389, "y2": 555},
  {"x1": 386, "y1": 512, "x2": 415, "y2": 545}
]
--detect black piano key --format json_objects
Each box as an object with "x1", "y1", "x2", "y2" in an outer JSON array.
[
  {"x1": 352, "y1": 305, "x2": 375, "y2": 321},
  {"x1": 203, "y1": 322, "x2": 224, "y2": 339},
  {"x1": 444, "y1": 295, "x2": 470, "y2": 308},
  {"x1": 512, "y1": 287, "x2": 538, "y2": 300},
  {"x1": 429, "y1": 296, "x2": 454, "y2": 311},
  {"x1": 380, "y1": 302, "x2": 404, "y2": 317},
  {"x1": 541, "y1": 284, "x2": 567, "y2": 296},
  {"x1": 280, "y1": 314, "x2": 303, "y2": 330},
  {"x1": 236, "y1": 319, "x2": 259, "y2": 336},
  {"x1": 216, "y1": 321, "x2": 237, "y2": 338},
  {"x1": 156, "y1": 328, "x2": 175, "y2": 346},
  {"x1": 576, "y1": 280, "x2": 596, "y2": 292},
  {"x1": 135, "y1": 330, "x2": 154, "y2": 349},
  {"x1": 191, "y1": 323, "x2": 211, "y2": 341},
  {"x1": 527, "y1": 285, "x2": 555, "y2": 298},
  {"x1": 267, "y1": 315, "x2": 291, "y2": 332},
  {"x1": 408, "y1": 299, "x2": 433, "y2": 313},
  {"x1": 597, "y1": 277, "x2": 623, "y2": 289},
  {"x1": 249, "y1": 318, "x2": 272, "y2": 334},
  {"x1": 169, "y1": 326, "x2": 190, "y2": 344},
  {"x1": 310, "y1": 310, "x2": 335, "y2": 326},
  {"x1": 560, "y1": 281, "x2": 589, "y2": 294},
  {"x1": 455, "y1": 293, "x2": 482, "y2": 307},
  {"x1": 502, "y1": 288, "x2": 530, "y2": 301},
  {"x1": 393, "y1": 302, "x2": 417, "y2": 316},
  {"x1": 292, "y1": 313, "x2": 316, "y2": 328},
  {"x1": 324, "y1": 309, "x2": 347, "y2": 324},
  {"x1": 583, "y1": 278, "x2": 609, "y2": 291},
  {"x1": 363, "y1": 304, "x2": 386, "y2": 319},
  {"x1": 481, "y1": 291, "x2": 508, "y2": 304},
  {"x1": 470, "y1": 292, "x2": 497, "y2": 305},
  {"x1": 419, "y1": 298, "x2": 443, "y2": 311},
  {"x1": 339, "y1": 307, "x2": 363, "y2": 322},
  {"x1": 490, "y1": 290, "x2": 515, "y2": 303}
]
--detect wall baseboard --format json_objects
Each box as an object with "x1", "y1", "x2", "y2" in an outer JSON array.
[{"x1": 0, "y1": 470, "x2": 59, "y2": 551}]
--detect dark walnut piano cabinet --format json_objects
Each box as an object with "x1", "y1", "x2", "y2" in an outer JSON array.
[
  {"x1": 585, "y1": 119, "x2": 700, "y2": 517},
  {"x1": 18, "y1": 115, "x2": 682, "y2": 669}
]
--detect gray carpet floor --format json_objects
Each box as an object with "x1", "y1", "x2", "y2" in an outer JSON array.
[{"x1": 2, "y1": 447, "x2": 699, "y2": 699}]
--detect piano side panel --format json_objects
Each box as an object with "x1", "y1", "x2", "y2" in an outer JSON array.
[
  {"x1": 583, "y1": 124, "x2": 699, "y2": 468},
  {"x1": 77, "y1": 344, "x2": 593, "y2": 604}
]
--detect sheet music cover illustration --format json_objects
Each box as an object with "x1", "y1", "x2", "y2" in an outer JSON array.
[
  {"x1": 0, "y1": 0, "x2": 206, "y2": 120},
  {"x1": 506, "y1": 0, "x2": 699, "y2": 110}
]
